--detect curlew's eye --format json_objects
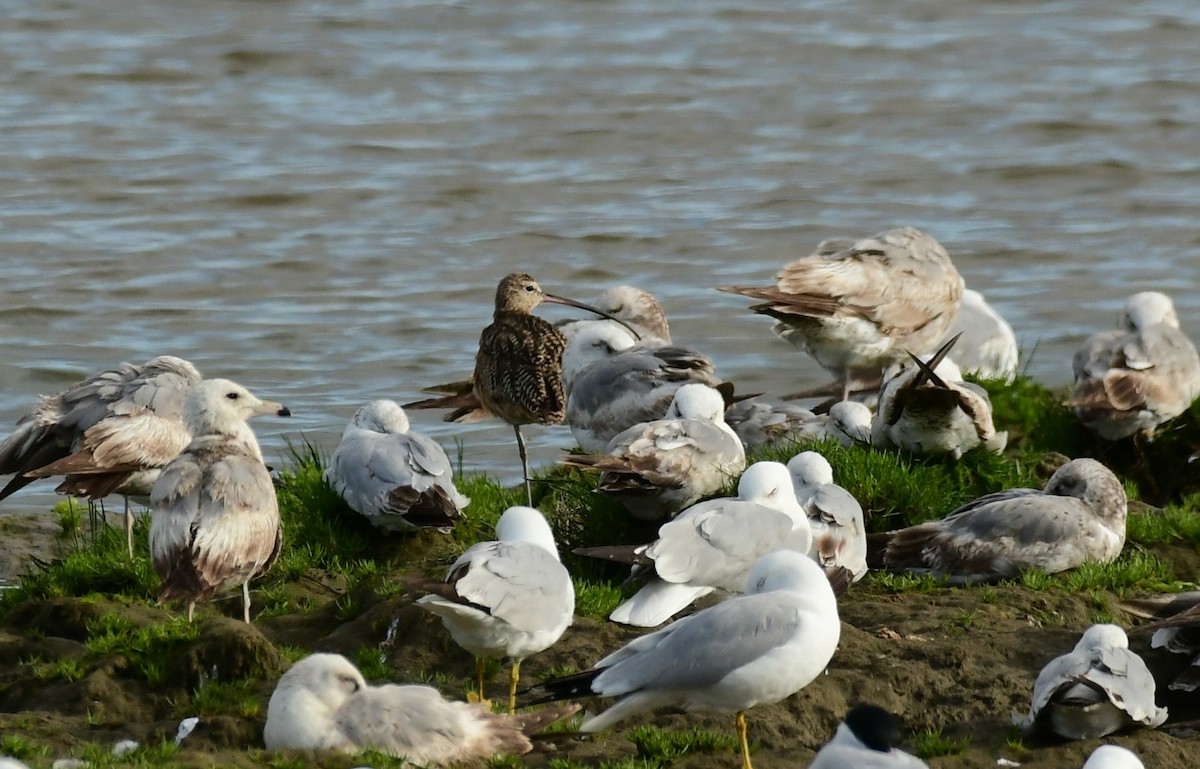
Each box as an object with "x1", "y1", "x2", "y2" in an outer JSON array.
[
  {"x1": 225, "y1": 392, "x2": 240, "y2": 400},
  {"x1": 524, "y1": 284, "x2": 535, "y2": 292}
]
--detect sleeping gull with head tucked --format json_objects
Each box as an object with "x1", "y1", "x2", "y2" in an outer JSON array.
[
  {"x1": 324, "y1": 400, "x2": 468, "y2": 532},
  {"x1": 524, "y1": 549, "x2": 839, "y2": 769},
  {"x1": 719, "y1": 227, "x2": 964, "y2": 402},
  {"x1": 871, "y1": 458, "x2": 1126, "y2": 582},
  {"x1": 575, "y1": 460, "x2": 813, "y2": 627},
  {"x1": 1082, "y1": 745, "x2": 1145, "y2": 769},
  {"x1": 263, "y1": 652, "x2": 578, "y2": 765},
  {"x1": 808, "y1": 703, "x2": 928, "y2": 768},
  {"x1": 1017, "y1": 623, "x2": 1166, "y2": 739},
  {"x1": 1069, "y1": 291, "x2": 1200, "y2": 440},
  {"x1": 415, "y1": 506, "x2": 573, "y2": 714},
  {"x1": 149, "y1": 378, "x2": 290, "y2": 623},
  {"x1": 787, "y1": 451, "x2": 868, "y2": 584},
  {"x1": 561, "y1": 383, "x2": 746, "y2": 521},
  {"x1": 1, "y1": 355, "x2": 202, "y2": 557},
  {"x1": 559, "y1": 285, "x2": 673, "y2": 346}
]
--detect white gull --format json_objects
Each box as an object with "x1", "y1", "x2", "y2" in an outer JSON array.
[
  {"x1": 938, "y1": 288, "x2": 1019, "y2": 381},
  {"x1": 808, "y1": 703, "x2": 928, "y2": 769},
  {"x1": 787, "y1": 451, "x2": 868, "y2": 583}
]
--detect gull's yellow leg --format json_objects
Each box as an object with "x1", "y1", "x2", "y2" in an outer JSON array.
[
  {"x1": 736, "y1": 711, "x2": 753, "y2": 769},
  {"x1": 508, "y1": 659, "x2": 522, "y2": 714}
]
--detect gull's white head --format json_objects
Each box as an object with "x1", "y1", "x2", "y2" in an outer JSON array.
[
  {"x1": 1082, "y1": 744, "x2": 1144, "y2": 769},
  {"x1": 828, "y1": 401, "x2": 872, "y2": 431},
  {"x1": 1075, "y1": 623, "x2": 1129, "y2": 653},
  {"x1": 349, "y1": 399, "x2": 410, "y2": 436},
  {"x1": 1122, "y1": 291, "x2": 1178, "y2": 331},
  {"x1": 787, "y1": 451, "x2": 834, "y2": 488},
  {"x1": 593, "y1": 285, "x2": 671, "y2": 343},
  {"x1": 184, "y1": 379, "x2": 291, "y2": 438},
  {"x1": 744, "y1": 549, "x2": 825, "y2": 595},
  {"x1": 665, "y1": 383, "x2": 725, "y2": 422},
  {"x1": 738, "y1": 461, "x2": 799, "y2": 507},
  {"x1": 264, "y1": 653, "x2": 366, "y2": 749},
  {"x1": 495, "y1": 506, "x2": 559, "y2": 560},
  {"x1": 561, "y1": 323, "x2": 639, "y2": 390}
]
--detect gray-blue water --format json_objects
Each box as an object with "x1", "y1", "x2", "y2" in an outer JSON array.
[{"x1": 2, "y1": 0, "x2": 1199, "y2": 514}]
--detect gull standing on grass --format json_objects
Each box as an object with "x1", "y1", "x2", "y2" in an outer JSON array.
[
  {"x1": 414, "y1": 506, "x2": 574, "y2": 714},
  {"x1": 0, "y1": 355, "x2": 202, "y2": 557},
  {"x1": 870, "y1": 458, "x2": 1126, "y2": 582},
  {"x1": 937, "y1": 288, "x2": 1019, "y2": 381},
  {"x1": 523, "y1": 550, "x2": 840, "y2": 769},
  {"x1": 263, "y1": 652, "x2": 578, "y2": 765},
  {"x1": 324, "y1": 400, "x2": 468, "y2": 532},
  {"x1": 808, "y1": 704, "x2": 929, "y2": 769},
  {"x1": 560, "y1": 383, "x2": 746, "y2": 521},
  {"x1": 149, "y1": 378, "x2": 291, "y2": 623},
  {"x1": 575, "y1": 461, "x2": 813, "y2": 627},
  {"x1": 1069, "y1": 291, "x2": 1200, "y2": 440},
  {"x1": 1018, "y1": 624, "x2": 1166, "y2": 739},
  {"x1": 787, "y1": 451, "x2": 868, "y2": 583},
  {"x1": 718, "y1": 227, "x2": 964, "y2": 401}
]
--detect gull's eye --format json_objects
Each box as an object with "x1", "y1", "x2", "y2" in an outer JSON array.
[{"x1": 225, "y1": 392, "x2": 240, "y2": 400}]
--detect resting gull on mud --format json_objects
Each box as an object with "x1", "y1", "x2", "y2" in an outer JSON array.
[
  {"x1": 149, "y1": 378, "x2": 290, "y2": 623},
  {"x1": 808, "y1": 703, "x2": 929, "y2": 768},
  {"x1": 324, "y1": 400, "x2": 468, "y2": 532},
  {"x1": 414, "y1": 506, "x2": 574, "y2": 714},
  {"x1": 1082, "y1": 745, "x2": 1145, "y2": 769},
  {"x1": 870, "y1": 457, "x2": 1126, "y2": 582},
  {"x1": 575, "y1": 460, "x2": 813, "y2": 628},
  {"x1": 524, "y1": 550, "x2": 840, "y2": 769},
  {"x1": 787, "y1": 451, "x2": 868, "y2": 584},
  {"x1": 263, "y1": 652, "x2": 578, "y2": 765},
  {"x1": 1017, "y1": 623, "x2": 1166, "y2": 739}
]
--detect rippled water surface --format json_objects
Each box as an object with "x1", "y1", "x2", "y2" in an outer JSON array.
[{"x1": 2, "y1": 0, "x2": 1199, "y2": 507}]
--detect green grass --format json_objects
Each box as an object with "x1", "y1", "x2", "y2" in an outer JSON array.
[
  {"x1": 0, "y1": 734, "x2": 51, "y2": 761},
  {"x1": 627, "y1": 725, "x2": 739, "y2": 761},
  {"x1": 180, "y1": 677, "x2": 263, "y2": 719},
  {"x1": 574, "y1": 578, "x2": 628, "y2": 619},
  {"x1": 910, "y1": 726, "x2": 971, "y2": 759}
]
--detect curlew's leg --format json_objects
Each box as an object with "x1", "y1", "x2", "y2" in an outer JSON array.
[
  {"x1": 242, "y1": 582, "x2": 252, "y2": 623},
  {"x1": 125, "y1": 497, "x2": 134, "y2": 560},
  {"x1": 513, "y1": 424, "x2": 533, "y2": 507},
  {"x1": 736, "y1": 711, "x2": 752, "y2": 769},
  {"x1": 508, "y1": 659, "x2": 521, "y2": 715}
]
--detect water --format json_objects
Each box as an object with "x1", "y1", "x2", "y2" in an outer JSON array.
[{"x1": 2, "y1": 0, "x2": 1199, "y2": 511}]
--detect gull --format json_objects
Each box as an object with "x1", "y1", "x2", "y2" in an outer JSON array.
[
  {"x1": 938, "y1": 288, "x2": 1019, "y2": 381},
  {"x1": 787, "y1": 451, "x2": 868, "y2": 583},
  {"x1": 1017, "y1": 624, "x2": 1166, "y2": 739},
  {"x1": 808, "y1": 703, "x2": 929, "y2": 769},
  {"x1": 1118, "y1": 589, "x2": 1200, "y2": 692},
  {"x1": 575, "y1": 461, "x2": 812, "y2": 627},
  {"x1": 414, "y1": 506, "x2": 574, "y2": 714},
  {"x1": 524, "y1": 550, "x2": 839, "y2": 769},
  {"x1": 718, "y1": 227, "x2": 964, "y2": 401},
  {"x1": 870, "y1": 334, "x2": 1007, "y2": 458},
  {"x1": 820, "y1": 401, "x2": 874, "y2": 447},
  {"x1": 0, "y1": 355, "x2": 202, "y2": 557},
  {"x1": 263, "y1": 652, "x2": 578, "y2": 765},
  {"x1": 563, "y1": 322, "x2": 724, "y2": 453},
  {"x1": 871, "y1": 458, "x2": 1126, "y2": 582},
  {"x1": 560, "y1": 383, "x2": 747, "y2": 520},
  {"x1": 1082, "y1": 745, "x2": 1145, "y2": 769},
  {"x1": 149, "y1": 378, "x2": 291, "y2": 623},
  {"x1": 324, "y1": 400, "x2": 468, "y2": 532},
  {"x1": 559, "y1": 284, "x2": 673, "y2": 347},
  {"x1": 1069, "y1": 291, "x2": 1200, "y2": 440},
  {"x1": 724, "y1": 399, "x2": 823, "y2": 451}
]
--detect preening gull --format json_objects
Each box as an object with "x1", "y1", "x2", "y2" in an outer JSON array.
[
  {"x1": 724, "y1": 399, "x2": 823, "y2": 451},
  {"x1": 0, "y1": 355, "x2": 201, "y2": 557},
  {"x1": 1119, "y1": 589, "x2": 1200, "y2": 692},
  {"x1": 1017, "y1": 624, "x2": 1166, "y2": 739},
  {"x1": 1069, "y1": 291, "x2": 1200, "y2": 440},
  {"x1": 820, "y1": 401, "x2": 873, "y2": 447},
  {"x1": 524, "y1": 550, "x2": 840, "y2": 769},
  {"x1": 263, "y1": 652, "x2": 578, "y2": 766},
  {"x1": 1082, "y1": 745, "x2": 1145, "y2": 769},
  {"x1": 718, "y1": 227, "x2": 964, "y2": 401},
  {"x1": 149, "y1": 378, "x2": 290, "y2": 623},
  {"x1": 872, "y1": 458, "x2": 1126, "y2": 582},
  {"x1": 576, "y1": 461, "x2": 813, "y2": 627},
  {"x1": 562, "y1": 322, "x2": 723, "y2": 453},
  {"x1": 938, "y1": 288, "x2": 1019, "y2": 381},
  {"x1": 808, "y1": 704, "x2": 929, "y2": 769},
  {"x1": 787, "y1": 451, "x2": 868, "y2": 583},
  {"x1": 871, "y1": 335, "x2": 1006, "y2": 458},
  {"x1": 415, "y1": 506, "x2": 574, "y2": 713},
  {"x1": 324, "y1": 400, "x2": 468, "y2": 532},
  {"x1": 560, "y1": 383, "x2": 747, "y2": 520},
  {"x1": 559, "y1": 285, "x2": 673, "y2": 346}
]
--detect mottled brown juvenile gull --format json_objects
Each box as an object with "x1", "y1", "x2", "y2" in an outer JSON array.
[
  {"x1": 1017, "y1": 624, "x2": 1166, "y2": 739},
  {"x1": 563, "y1": 322, "x2": 723, "y2": 453},
  {"x1": 938, "y1": 288, "x2": 1019, "y2": 381},
  {"x1": 415, "y1": 506, "x2": 573, "y2": 714},
  {"x1": 560, "y1": 383, "x2": 746, "y2": 520},
  {"x1": 263, "y1": 652, "x2": 578, "y2": 765},
  {"x1": 787, "y1": 451, "x2": 868, "y2": 583},
  {"x1": 524, "y1": 550, "x2": 840, "y2": 769},
  {"x1": 1069, "y1": 291, "x2": 1200, "y2": 440},
  {"x1": 872, "y1": 458, "x2": 1126, "y2": 582},
  {"x1": 324, "y1": 400, "x2": 468, "y2": 532},
  {"x1": 0, "y1": 355, "x2": 201, "y2": 556},
  {"x1": 871, "y1": 335, "x2": 1006, "y2": 458},
  {"x1": 149, "y1": 378, "x2": 290, "y2": 623},
  {"x1": 808, "y1": 704, "x2": 929, "y2": 769},
  {"x1": 559, "y1": 285, "x2": 673, "y2": 346},
  {"x1": 718, "y1": 227, "x2": 964, "y2": 401},
  {"x1": 576, "y1": 461, "x2": 812, "y2": 627},
  {"x1": 1119, "y1": 589, "x2": 1200, "y2": 692}
]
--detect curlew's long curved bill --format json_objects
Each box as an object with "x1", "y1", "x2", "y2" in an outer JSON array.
[{"x1": 543, "y1": 292, "x2": 642, "y2": 342}]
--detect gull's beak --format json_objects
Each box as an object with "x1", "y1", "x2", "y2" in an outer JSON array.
[
  {"x1": 543, "y1": 292, "x2": 643, "y2": 341},
  {"x1": 254, "y1": 399, "x2": 292, "y2": 418}
]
